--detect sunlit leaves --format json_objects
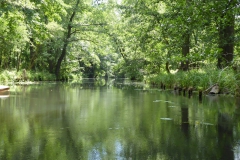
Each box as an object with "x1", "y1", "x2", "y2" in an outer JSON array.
[
  {"x1": 9, "y1": 0, "x2": 36, "y2": 10},
  {"x1": 46, "y1": 21, "x2": 64, "y2": 38}
]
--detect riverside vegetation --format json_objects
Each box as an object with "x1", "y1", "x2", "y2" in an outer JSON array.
[
  {"x1": 1, "y1": 64, "x2": 240, "y2": 96},
  {"x1": 0, "y1": 1, "x2": 239, "y2": 95},
  {"x1": 146, "y1": 64, "x2": 240, "y2": 96}
]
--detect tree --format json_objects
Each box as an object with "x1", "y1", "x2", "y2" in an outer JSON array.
[
  {"x1": 55, "y1": 0, "x2": 80, "y2": 80},
  {"x1": 0, "y1": 1, "x2": 29, "y2": 70},
  {"x1": 215, "y1": 0, "x2": 238, "y2": 68}
]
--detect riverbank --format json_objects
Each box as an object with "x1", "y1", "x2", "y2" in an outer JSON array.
[
  {"x1": 1, "y1": 67, "x2": 240, "y2": 97},
  {"x1": 145, "y1": 65, "x2": 240, "y2": 96},
  {"x1": 0, "y1": 69, "x2": 82, "y2": 83}
]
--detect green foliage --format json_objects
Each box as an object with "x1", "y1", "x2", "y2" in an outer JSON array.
[
  {"x1": 0, "y1": 0, "x2": 239, "y2": 96},
  {"x1": 68, "y1": 73, "x2": 83, "y2": 82},
  {"x1": 29, "y1": 72, "x2": 56, "y2": 81},
  {"x1": 0, "y1": 70, "x2": 17, "y2": 82},
  {"x1": 0, "y1": 70, "x2": 57, "y2": 82},
  {"x1": 114, "y1": 58, "x2": 146, "y2": 81}
]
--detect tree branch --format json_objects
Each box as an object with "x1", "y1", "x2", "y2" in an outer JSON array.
[
  {"x1": 70, "y1": 23, "x2": 107, "y2": 35},
  {"x1": 74, "y1": 23, "x2": 107, "y2": 26}
]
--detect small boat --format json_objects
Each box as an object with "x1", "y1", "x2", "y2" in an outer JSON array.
[{"x1": 0, "y1": 85, "x2": 10, "y2": 91}]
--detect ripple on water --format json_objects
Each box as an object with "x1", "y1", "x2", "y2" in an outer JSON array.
[{"x1": 160, "y1": 118, "x2": 173, "y2": 121}]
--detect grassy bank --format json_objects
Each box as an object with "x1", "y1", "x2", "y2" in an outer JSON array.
[{"x1": 146, "y1": 65, "x2": 240, "y2": 96}]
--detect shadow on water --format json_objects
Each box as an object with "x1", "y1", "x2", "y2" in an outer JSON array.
[
  {"x1": 181, "y1": 104, "x2": 189, "y2": 138},
  {"x1": 218, "y1": 112, "x2": 234, "y2": 160}
]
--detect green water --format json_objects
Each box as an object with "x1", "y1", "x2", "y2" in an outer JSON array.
[{"x1": 0, "y1": 79, "x2": 240, "y2": 160}]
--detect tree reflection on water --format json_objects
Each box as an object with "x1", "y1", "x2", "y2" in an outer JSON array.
[{"x1": 0, "y1": 81, "x2": 240, "y2": 159}]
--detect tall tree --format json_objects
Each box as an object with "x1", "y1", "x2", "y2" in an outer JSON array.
[
  {"x1": 55, "y1": 0, "x2": 80, "y2": 80},
  {"x1": 216, "y1": 0, "x2": 238, "y2": 68}
]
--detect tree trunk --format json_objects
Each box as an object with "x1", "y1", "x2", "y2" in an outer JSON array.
[
  {"x1": 48, "y1": 58, "x2": 55, "y2": 74},
  {"x1": 55, "y1": 0, "x2": 80, "y2": 80},
  {"x1": 56, "y1": 43, "x2": 68, "y2": 80},
  {"x1": 180, "y1": 33, "x2": 190, "y2": 71},
  {"x1": 47, "y1": 41, "x2": 55, "y2": 74},
  {"x1": 29, "y1": 37, "x2": 36, "y2": 70},
  {"x1": 180, "y1": 0, "x2": 191, "y2": 71},
  {"x1": 166, "y1": 61, "x2": 170, "y2": 74},
  {"x1": 217, "y1": 14, "x2": 235, "y2": 69},
  {"x1": 16, "y1": 49, "x2": 21, "y2": 72}
]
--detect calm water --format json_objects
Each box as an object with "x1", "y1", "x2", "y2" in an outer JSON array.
[{"x1": 0, "y1": 79, "x2": 240, "y2": 160}]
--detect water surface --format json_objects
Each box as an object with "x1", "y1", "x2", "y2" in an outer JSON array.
[{"x1": 0, "y1": 80, "x2": 240, "y2": 160}]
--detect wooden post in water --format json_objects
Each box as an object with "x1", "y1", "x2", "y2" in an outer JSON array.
[
  {"x1": 188, "y1": 87, "x2": 193, "y2": 98},
  {"x1": 179, "y1": 87, "x2": 182, "y2": 95},
  {"x1": 161, "y1": 82, "x2": 165, "y2": 90},
  {"x1": 183, "y1": 88, "x2": 186, "y2": 96},
  {"x1": 199, "y1": 90, "x2": 202, "y2": 102}
]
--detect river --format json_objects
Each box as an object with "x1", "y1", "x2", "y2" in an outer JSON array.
[{"x1": 0, "y1": 79, "x2": 240, "y2": 160}]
